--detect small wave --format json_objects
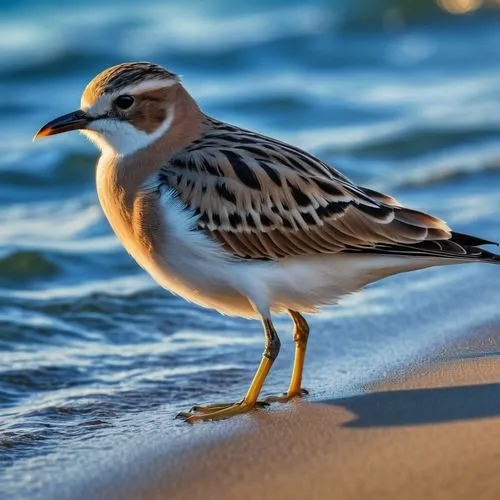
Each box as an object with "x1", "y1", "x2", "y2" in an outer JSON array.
[
  {"x1": 0, "y1": 251, "x2": 60, "y2": 281},
  {"x1": 124, "y1": 4, "x2": 335, "y2": 57},
  {"x1": 0, "y1": 365, "x2": 90, "y2": 398},
  {"x1": 393, "y1": 160, "x2": 500, "y2": 190},
  {"x1": 0, "y1": 148, "x2": 96, "y2": 186},
  {"x1": 383, "y1": 141, "x2": 500, "y2": 190},
  {"x1": 0, "y1": 199, "x2": 111, "y2": 252},
  {"x1": 5, "y1": 274, "x2": 154, "y2": 302},
  {"x1": 337, "y1": 0, "x2": 500, "y2": 30}
]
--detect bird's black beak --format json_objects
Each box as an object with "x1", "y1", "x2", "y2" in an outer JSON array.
[{"x1": 33, "y1": 110, "x2": 90, "y2": 140}]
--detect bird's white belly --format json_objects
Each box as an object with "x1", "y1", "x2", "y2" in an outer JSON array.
[
  {"x1": 145, "y1": 245, "x2": 443, "y2": 319},
  {"x1": 133, "y1": 188, "x2": 444, "y2": 319}
]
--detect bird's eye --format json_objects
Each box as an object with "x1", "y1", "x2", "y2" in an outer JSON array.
[{"x1": 115, "y1": 95, "x2": 134, "y2": 110}]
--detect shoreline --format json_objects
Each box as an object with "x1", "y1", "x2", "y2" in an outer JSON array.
[{"x1": 63, "y1": 327, "x2": 500, "y2": 500}]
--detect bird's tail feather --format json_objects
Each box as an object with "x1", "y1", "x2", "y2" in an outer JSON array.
[{"x1": 345, "y1": 231, "x2": 500, "y2": 264}]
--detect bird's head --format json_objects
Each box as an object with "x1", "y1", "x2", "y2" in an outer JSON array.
[{"x1": 34, "y1": 62, "x2": 187, "y2": 156}]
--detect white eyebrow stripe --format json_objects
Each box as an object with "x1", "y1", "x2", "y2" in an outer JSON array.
[
  {"x1": 119, "y1": 78, "x2": 179, "y2": 96},
  {"x1": 80, "y1": 78, "x2": 178, "y2": 112}
]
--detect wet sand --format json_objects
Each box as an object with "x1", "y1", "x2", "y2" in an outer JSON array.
[{"x1": 73, "y1": 332, "x2": 500, "y2": 500}]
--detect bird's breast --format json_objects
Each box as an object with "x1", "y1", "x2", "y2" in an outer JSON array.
[
  {"x1": 94, "y1": 157, "x2": 257, "y2": 316},
  {"x1": 95, "y1": 154, "x2": 166, "y2": 273}
]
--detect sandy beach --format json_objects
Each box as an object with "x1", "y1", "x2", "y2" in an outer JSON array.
[{"x1": 65, "y1": 329, "x2": 500, "y2": 500}]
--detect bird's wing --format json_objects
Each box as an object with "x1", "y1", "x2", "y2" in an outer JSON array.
[{"x1": 158, "y1": 121, "x2": 486, "y2": 261}]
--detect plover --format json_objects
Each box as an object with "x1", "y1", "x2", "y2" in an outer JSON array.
[{"x1": 35, "y1": 62, "x2": 499, "y2": 422}]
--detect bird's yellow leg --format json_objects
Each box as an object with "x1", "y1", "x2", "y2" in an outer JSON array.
[
  {"x1": 177, "y1": 318, "x2": 280, "y2": 423},
  {"x1": 265, "y1": 311, "x2": 309, "y2": 403}
]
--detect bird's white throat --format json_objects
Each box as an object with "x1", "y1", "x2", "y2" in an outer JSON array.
[{"x1": 81, "y1": 109, "x2": 174, "y2": 157}]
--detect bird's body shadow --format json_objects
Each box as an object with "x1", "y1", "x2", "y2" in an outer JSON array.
[{"x1": 322, "y1": 383, "x2": 500, "y2": 428}]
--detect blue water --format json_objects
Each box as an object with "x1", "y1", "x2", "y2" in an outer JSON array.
[{"x1": 1, "y1": 0, "x2": 500, "y2": 497}]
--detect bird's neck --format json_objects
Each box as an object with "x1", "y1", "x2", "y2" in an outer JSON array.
[
  {"x1": 97, "y1": 85, "x2": 202, "y2": 209},
  {"x1": 95, "y1": 85, "x2": 203, "y2": 252}
]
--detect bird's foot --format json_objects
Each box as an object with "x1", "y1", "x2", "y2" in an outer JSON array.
[
  {"x1": 264, "y1": 388, "x2": 309, "y2": 403},
  {"x1": 176, "y1": 399, "x2": 269, "y2": 423}
]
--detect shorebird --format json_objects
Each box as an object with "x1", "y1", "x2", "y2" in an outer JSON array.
[{"x1": 35, "y1": 62, "x2": 499, "y2": 422}]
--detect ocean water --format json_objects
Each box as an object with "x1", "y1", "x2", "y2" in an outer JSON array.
[{"x1": 1, "y1": 0, "x2": 500, "y2": 497}]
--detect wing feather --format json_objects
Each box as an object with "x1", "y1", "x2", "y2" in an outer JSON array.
[{"x1": 160, "y1": 119, "x2": 459, "y2": 260}]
